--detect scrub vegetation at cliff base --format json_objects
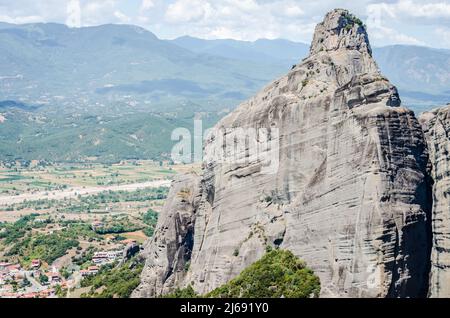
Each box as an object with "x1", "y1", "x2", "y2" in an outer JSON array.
[{"x1": 164, "y1": 249, "x2": 320, "y2": 298}]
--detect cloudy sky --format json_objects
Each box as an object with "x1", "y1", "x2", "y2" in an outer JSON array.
[{"x1": 0, "y1": 0, "x2": 450, "y2": 48}]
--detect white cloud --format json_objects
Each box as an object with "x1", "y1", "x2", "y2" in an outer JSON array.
[
  {"x1": 369, "y1": 24, "x2": 426, "y2": 46},
  {"x1": 367, "y1": 0, "x2": 450, "y2": 22},
  {"x1": 397, "y1": 0, "x2": 450, "y2": 18},
  {"x1": 165, "y1": 0, "x2": 211, "y2": 24},
  {"x1": 435, "y1": 27, "x2": 450, "y2": 47},
  {"x1": 281, "y1": 4, "x2": 304, "y2": 18},
  {"x1": 162, "y1": 0, "x2": 311, "y2": 40},
  {"x1": 114, "y1": 10, "x2": 130, "y2": 23},
  {"x1": 0, "y1": 0, "x2": 448, "y2": 47},
  {"x1": 366, "y1": 1, "x2": 434, "y2": 46},
  {"x1": 0, "y1": 14, "x2": 43, "y2": 24},
  {"x1": 66, "y1": 0, "x2": 81, "y2": 28},
  {"x1": 225, "y1": 0, "x2": 259, "y2": 13},
  {"x1": 80, "y1": 0, "x2": 123, "y2": 26},
  {"x1": 140, "y1": 0, "x2": 155, "y2": 12}
]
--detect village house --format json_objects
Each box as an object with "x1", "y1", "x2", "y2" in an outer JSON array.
[
  {"x1": 88, "y1": 266, "x2": 99, "y2": 275},
  {"x1": 92, "y1": 250, "x2": 122, "y2": 265},
  {"x1": 91, "y1": 221, "x2": 104, "y2": 230},
  {"x1": 4, "y1": 264, "x2": 21, "y2": 280},
  {"x1": 46, "y1": 272, "x2": 62, "y2": 284},
  {"x1": 31, "y1": 259, "x2": 41, "y2": 269},
  {"x1": 80, "y1": 265, "x2": 100, "y2": 277}
]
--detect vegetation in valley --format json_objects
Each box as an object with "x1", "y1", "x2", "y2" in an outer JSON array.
[
  {"x1": 7, "y1": 232, "x2": 79, "y2": 266},
  {"x1": 3, "y1": 219, "x2": 101, "y2": 266},
  {"x1": 0, "y1": 187, "x2": 168, "y2": 213},
  {"x1": 92, "y1": 215, "x2": 142, "y2": 235},
  {"x1": 0, "y1": 214, "x2": 44, "y2": 244},
  {"x1": 80, "y1": 259, "x2": 144, "y2": 298},
  {"x1": 0, "y1": 161, "x2": 177, "y2": 197}
]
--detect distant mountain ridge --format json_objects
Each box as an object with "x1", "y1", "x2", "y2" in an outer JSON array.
[
  {"x1": 170, "y1": 36, "x2": 310, "y2": 64},
  {"x1": 171, "y1": 35, "x2": 450, "y2": 113},
  {"x1": 0, "y1": 22, "x2": 448, "y2": 113},
  {"x1": 0, "y1": 22, "x2": 288, "y2": 113},
  {"x1": 0, "y1": 21, "x2": 449, "y2": 162}
]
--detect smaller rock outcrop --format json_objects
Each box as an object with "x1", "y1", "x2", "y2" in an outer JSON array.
[
  {"x1": 420, "y1": 106, "x2": 450, "y2": 298},
  {"x1": 122, "y1": 243, "x2": 140, "y2": 262},
  {"x1": 132, "y1": 173, "x2": 201, "y2": 298}
]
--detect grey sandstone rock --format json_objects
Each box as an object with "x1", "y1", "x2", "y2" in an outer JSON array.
[
  {"x1": 134, "y1": 9, "x2": 432, "y2": 298},
  {"x1": 420, "y1": 106, "x2": 450, "y2": 298},
  {"x1": 122, "y1": 243, "x2": 140, "y2": 262},
  {"x1": 131, "y1": 173, "x2": 201, "y2": 298}
]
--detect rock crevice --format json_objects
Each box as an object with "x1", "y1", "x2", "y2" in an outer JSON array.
[{"x1": 420, "y1": 106, "x2": 450, "y2": 298}]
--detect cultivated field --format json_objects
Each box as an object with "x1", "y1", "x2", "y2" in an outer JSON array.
[
  {"x1": 0, "y1": 160, "x2": 199, "y2": 222},
  {"x1": 0, "y1": 161, "x2": 200, "y2": 298}
]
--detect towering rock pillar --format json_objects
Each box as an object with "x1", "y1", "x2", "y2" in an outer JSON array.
[
  {"x1": 420, "y1": 105, "x2": 450, "y2": 298},
  {"x1": 134, "y1": 9, "x2": 432, "y2": 298}
]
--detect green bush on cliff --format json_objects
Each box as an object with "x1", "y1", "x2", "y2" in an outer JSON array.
[
  {"x1": 163, "y1": 285, "x2": 199, "y2": 298},
  {"x1": 163, "y1": 249, "x2": 320, "y2": 298},
  {"x1": 207, "y1": 249, "x2": 320, "y2": 298}
]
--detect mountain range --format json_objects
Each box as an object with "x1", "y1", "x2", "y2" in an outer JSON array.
[{"x1": 0, "y1": 21, "x2": 449, "y2": 162}]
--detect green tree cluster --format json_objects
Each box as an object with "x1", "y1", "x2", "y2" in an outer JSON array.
[{"x1": 163, "y1": 249, "x2": 320, "y2": 298}]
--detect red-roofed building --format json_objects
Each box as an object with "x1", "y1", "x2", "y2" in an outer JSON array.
[
  {"x1": 31, "y1": 259, "x2": 41, "y2": 269},
  {"x1": 88, "y1": 266, "x2": 99, "y2": 274},
  {"x1": 80, "y1": 266, "x2": 99, "y2": 277}
]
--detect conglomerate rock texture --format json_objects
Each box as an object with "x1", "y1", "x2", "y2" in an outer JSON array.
[
  {"x1": 420, "y1": 105, "x2": 450, "y2": 298},
  {"x1": 133, "y1": 9, "x2": 433, "y2": 298}
]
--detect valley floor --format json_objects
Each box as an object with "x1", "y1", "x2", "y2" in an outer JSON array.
[
  {"x1": 0, "y1": 160, "x2": 199, "y2": 298},
  {"x1": 0, "y1": 179, "x2": 171, "y2": 209}
]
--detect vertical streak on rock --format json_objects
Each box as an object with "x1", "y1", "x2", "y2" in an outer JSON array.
[{"x1": 420, "y1": 106, "x2": 450, "y2": 298}]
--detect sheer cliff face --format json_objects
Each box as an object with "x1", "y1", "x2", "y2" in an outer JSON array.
[
  {"x1": 133, "y1": 173, "x2": 202, "y2": 298},
  {"x1": 420, "y1": 106, "x2": 450, "y2": 298},
  {"x1": 134, "y1": 9, "x2": 432, "y2": 298}
]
